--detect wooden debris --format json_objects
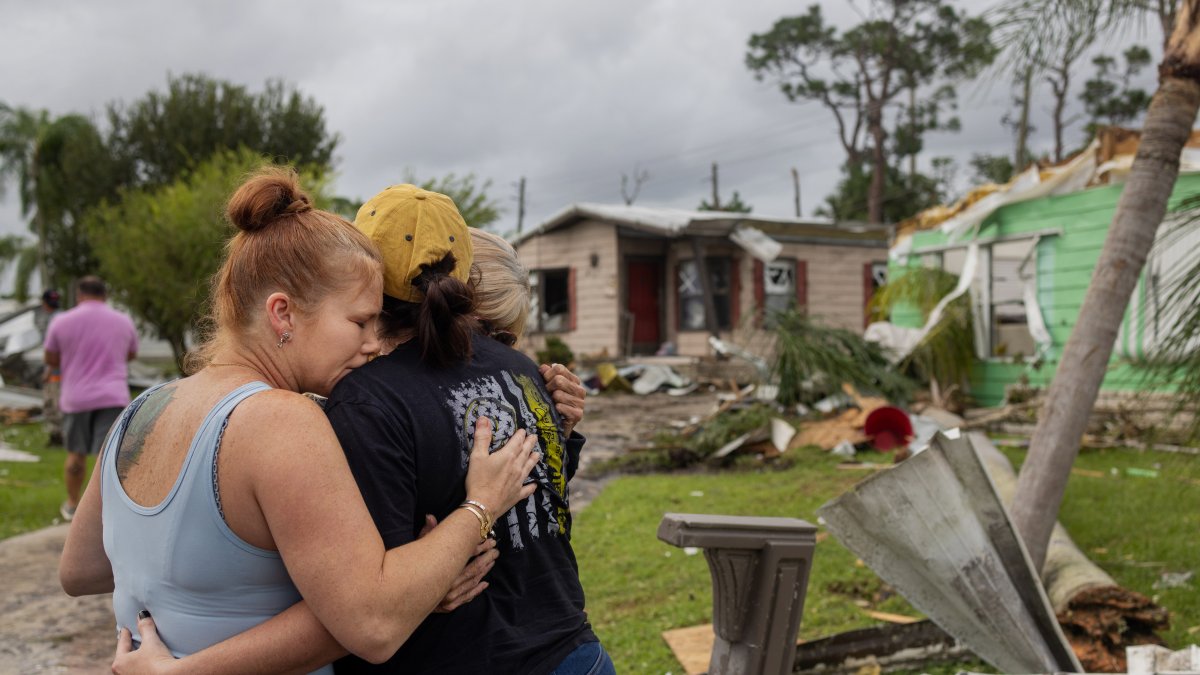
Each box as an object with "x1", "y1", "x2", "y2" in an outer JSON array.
[
  {"x1": 791, "y1": 409, "x2": 871, "y2": 451},
  {"x1": 863, "y1": 610, "x2": 921, "y2": 624},
  {"x1": 661, "y1": 624, "x2": 714, "y2": 675},
  {"x1": 0, "y1": 407, "x2": 33, "y2": 425}
]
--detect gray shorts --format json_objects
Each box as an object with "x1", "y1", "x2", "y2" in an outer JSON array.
[{"x1": 63, "y1": 407, "x2": 123, "y2": 456}]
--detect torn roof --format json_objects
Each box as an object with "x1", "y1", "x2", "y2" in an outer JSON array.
[
  {"x1": 894, "y1": 126, "x2": 1200, "y2": 247},
  {"x1": 511, "y1": 202, "x2": 889, "y2": 248}
]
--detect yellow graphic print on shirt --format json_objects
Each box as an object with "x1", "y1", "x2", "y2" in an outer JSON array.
[{"x1": 516, "y1": 373, "x2": 568, "y2": 534}]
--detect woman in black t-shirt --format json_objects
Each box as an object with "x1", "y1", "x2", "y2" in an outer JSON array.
[{"x1": 323, "y1": 186, "x2": 611, "y2": 675}]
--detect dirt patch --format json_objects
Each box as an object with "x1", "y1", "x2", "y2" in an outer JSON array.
[
  {"x1": 0, "y1": 392, "x2": 717, "y2": 671},
  {"x1": 570, "y1": 392, "x2": 720, "y2": 511},
  {"x1": 0, "y1": 525, "x2": 113, "y2": 673}
]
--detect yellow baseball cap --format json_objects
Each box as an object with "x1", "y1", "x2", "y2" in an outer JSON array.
[{"x1": 354, "y1": 184, "x2": 474, "y2": 302}]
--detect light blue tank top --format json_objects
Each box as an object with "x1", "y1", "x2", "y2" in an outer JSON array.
[{"x1": 101, "y1": 381, "x2": 334, "y2": 674}]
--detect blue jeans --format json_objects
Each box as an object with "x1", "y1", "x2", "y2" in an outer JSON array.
[{"x1": 550, "y1": 641, "x2": 616, "y2": 675}]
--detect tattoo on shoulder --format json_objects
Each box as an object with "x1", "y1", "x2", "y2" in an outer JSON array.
[{"x1": 117, "y1": 384, "x2": 178, "y2": 482}]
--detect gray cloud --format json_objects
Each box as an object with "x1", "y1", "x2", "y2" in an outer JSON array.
[{"x1": 0, "y1": 0, "x2": 1160, "y2": 243}]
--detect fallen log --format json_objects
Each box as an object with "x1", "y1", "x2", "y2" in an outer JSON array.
[{"x1": 968, "y1": 432, "x2": 1170, "y2": 672}]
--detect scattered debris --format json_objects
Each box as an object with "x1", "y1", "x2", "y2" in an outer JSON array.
[
  {"x1": 0, "y1": 447, "x2": 39, "y2": 463},
  {"x1": 770, "y1": 418, "x2": 796, "y2": 453},
  {"x1": 661, "y1": 624, "x2": 716, "y2": 675},
  {"x1": 711, "y1": 431, "x2": 753, "y2": 459},
  {"x1": 862, "y1": 407, "x2": 912, "y2": 451},
  {"x1": 836, "y1": 462, "x2": 886, "y2": 471},
  {"x1": 1152, "y1": 571, "x2": 1194, "y2": 590},
  {"x1": 862, "y1": 610, "x2": 921, "y2": 625},
  {"x1": 831, "y1": 440, "x2": 857, "y2": 458},
  {"x1": 791, "y1": 409, "x2": 871, "y2": 451},
  {"x1": 1126, "y1": 644, "x2": 1200, "y2": 674}
]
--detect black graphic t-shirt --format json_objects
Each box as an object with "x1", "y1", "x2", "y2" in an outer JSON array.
[{"x1": 328, "y1": 333, "x2": 595, "y2": 674}]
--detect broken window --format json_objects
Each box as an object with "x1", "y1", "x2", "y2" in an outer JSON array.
[
  {"x1": 529, "y1": 268, "x2": 571, "y2": 332},
  {"x1": 924, "y1": 239, "x2": 1042, "y2": 359},
  {"x1": 679, "y1": 257, "x2": 732, "y2": 331},
  {"x1": 762, "y1": 259, "x2": 802, "y2": 329},
  {"x1": 988, "y1": 239, "x2": 1038, "y2": 359}
]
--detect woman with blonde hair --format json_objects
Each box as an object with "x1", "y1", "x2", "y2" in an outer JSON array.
[
  {"x1": 61, "y1": 168, "x2": 541, "y2": 673},
  {"x1": 470, "y1": 227, "x2": 586, "y2": 438}
]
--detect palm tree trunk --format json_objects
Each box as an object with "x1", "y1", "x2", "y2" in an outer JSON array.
[
  {"x1": 868, "y1": 105, "x2": 887, "y2": 224},
  {"x1": 1016, "y1": 66, "x2": 1033, "y2": 170},
  {"x1": 1011, "y1": 3, "x2": 1200, "y2": 570}
]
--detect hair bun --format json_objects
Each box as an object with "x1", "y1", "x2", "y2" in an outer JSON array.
[{"x1": 226, "y1": 167, "x2": 313, "y2": 233}]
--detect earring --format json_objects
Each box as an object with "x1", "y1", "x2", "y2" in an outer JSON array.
[{"x1": 276, "y1": 331, "x2": 292, "y2": 348}]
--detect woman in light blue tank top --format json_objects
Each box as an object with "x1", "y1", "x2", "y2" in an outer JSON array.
[{"x1": 60, "y1": 170, "x2": 542, "y2": 672}]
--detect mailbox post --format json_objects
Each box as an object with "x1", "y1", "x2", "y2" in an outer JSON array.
[{"x1": 657, "y1": 513, "x2": 817, "y2": 675}]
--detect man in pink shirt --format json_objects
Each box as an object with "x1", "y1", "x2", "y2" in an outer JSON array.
[{"x1": 44, "y1": 276, "x2": 139, "y2": 521}]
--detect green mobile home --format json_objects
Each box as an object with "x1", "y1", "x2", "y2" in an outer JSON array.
[{"x1": 889, "y1": 166, "x2": 1200, "y2": 407}]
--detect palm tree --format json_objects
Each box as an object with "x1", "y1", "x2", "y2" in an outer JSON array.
[
  {"x1": 994, "y1": 0, "x2": 1200, "y2": 570},
  {"x1": 0, "y1": 102, "x2": 50, "y2": 294}
]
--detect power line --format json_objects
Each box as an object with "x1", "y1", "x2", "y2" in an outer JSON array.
[{"x1": 526, "y1": 106, "x2": 837, "y2": 191}]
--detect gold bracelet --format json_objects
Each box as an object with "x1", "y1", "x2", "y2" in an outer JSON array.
[
  {"x1": 458, "y1": 502, "x2": 490, "y2": 543},
  {"x1": 461, "y1": 499, "x2": 492, "y2": 529}
]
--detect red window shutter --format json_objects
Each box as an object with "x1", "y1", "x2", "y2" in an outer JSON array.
[
  {"x1": 730, "y1": 257, "x2": 741, "y2": 327},
  {"x1": 862, "y1": 262, "x2": 873, "y2": 328},
  {"x1": 568, "y1": 267, "x2": 577, "y2": 332},
  {"x1": 796, "y1": 260, "x2": 808, "y2": 313},
  {"x1": 753, "y1": 259, "x2": 765, "y2": 328}
]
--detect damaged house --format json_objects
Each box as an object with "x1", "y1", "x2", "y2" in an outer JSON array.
[
  {"x1": 886, "y1": 127, "x2": 1200, "y2": 406},
  {"x1": 511, "y1": 204, "x2": 889, "y2": 359}
]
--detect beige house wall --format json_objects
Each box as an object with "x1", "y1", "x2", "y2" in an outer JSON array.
[
  {"x1": 515, "y1": 221, "x2": 887, "y2": 361},
  {"x1": 665, "y1": 240, "x2": 887, "y2": 358},
  {"x1": 515, "y1": 220, "x2": 620, "y2": 359},
  {"x1": 785, "y1": 242, "x2": 886, "y2": 331}
]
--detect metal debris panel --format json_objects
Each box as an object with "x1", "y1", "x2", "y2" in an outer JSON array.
[{"x1": 817, "y1": 431, "x2": 1083, "y2": 673}]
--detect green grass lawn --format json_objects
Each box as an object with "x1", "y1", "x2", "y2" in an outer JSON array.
[
  {"x1": 0, "y1": 423, "x2": 95, "y2": 540},
  {"x1": 572, "y1": 443, "x2": 1200, "y2": 674}
]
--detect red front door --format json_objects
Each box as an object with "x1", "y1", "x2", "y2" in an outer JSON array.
[{"x1": 626, "y1": 259, "x2": 661, "y2": 352}]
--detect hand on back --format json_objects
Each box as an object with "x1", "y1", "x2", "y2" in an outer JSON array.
[
  {"x1": 539, "y1": 363, "x2": 586, "y2": 437},
  {"x1": 463, "y1": 417, "x2": 539, "y2": 518}
]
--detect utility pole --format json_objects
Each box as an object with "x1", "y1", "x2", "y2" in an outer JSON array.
[
  {"x1": 710, "y1": 162, "x2": 721, "y2": 210},
  {"x1": 791, "y1": 168, "x2": 802, "y2": 217},
  {"x1": 516, "y1": 176, "x2": 526, "y2": 234}
]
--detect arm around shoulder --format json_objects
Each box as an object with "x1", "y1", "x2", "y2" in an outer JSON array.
[{"x1": 233, "y1": 392, "x2": 485, "y2": 663}]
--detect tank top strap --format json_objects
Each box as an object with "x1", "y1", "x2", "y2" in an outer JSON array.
[
  {"x1": 192, "y1": 381, "x2": 273, "y2": 447},
  {"x1": 189, "y1": 381, "x2": 273, "y2": 476}
]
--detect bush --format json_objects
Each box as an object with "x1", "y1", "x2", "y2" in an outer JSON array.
[{"x1": 536, "y1": 336, "x2": 575, "y2": 366}]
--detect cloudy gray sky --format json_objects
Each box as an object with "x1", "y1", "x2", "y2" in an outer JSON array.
[{"x1": 0, "y1": 0, "x2": 1159, "y2": 240}]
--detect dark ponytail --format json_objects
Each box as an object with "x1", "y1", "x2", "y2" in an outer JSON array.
[{"x1": 380, "y1": 253, "x2": 477, "y2": 367}]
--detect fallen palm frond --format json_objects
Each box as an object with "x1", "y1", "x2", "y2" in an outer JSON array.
[{"x1": 771, "y1": 310, "x2": 913, "y2": 408}]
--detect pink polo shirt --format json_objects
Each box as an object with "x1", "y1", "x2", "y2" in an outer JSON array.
[{"x1": 44, "y1": 300, "x2": 139, "y2": 413}]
